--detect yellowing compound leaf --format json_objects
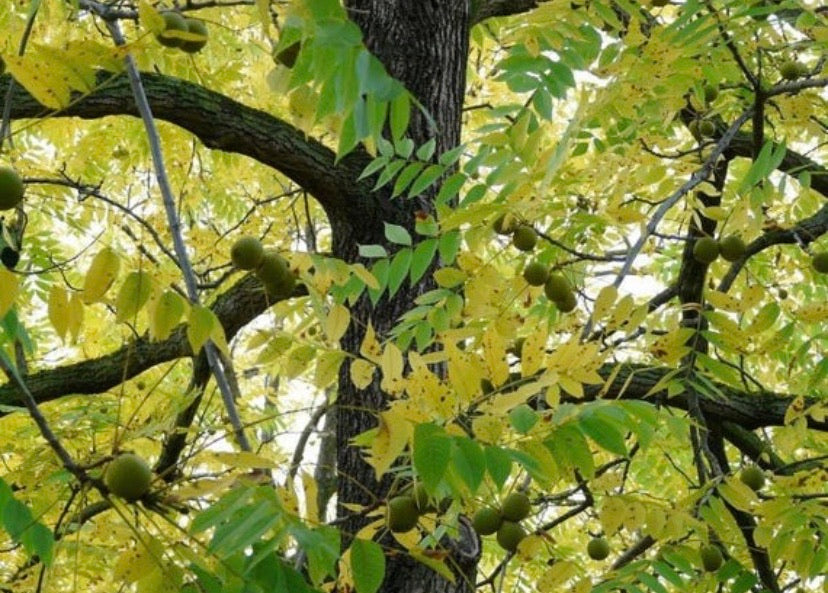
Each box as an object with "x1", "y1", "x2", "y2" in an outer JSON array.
[
  {"x1": 368, "y1": 405, "x2": 412, "y2": 478},
  {"x1": 592, "y1": 285, "x2": 618, "y2": 323},
  {"x1": 82, "y1": 247, "x2": 120, "y2": 304},
  {"x1": 0, "y1": 268, "x2": 19, "y2": 318},
  {"x1": 150, "y1": 290, "x2": 186, "y2": 341},
  {"x1": 360, "y1": 322, "x2": 382, "y2": 363},
  {"x1": 351, "y1": 358, "x2": 375, "y2": 389},
  {"x1": 47, "y1": 284, "x2": 70, "y2": 340},
  {"x1": 325, "y1": 303, "x2": 350, "y2": 343},
  {"x1": 115, "y1": 271, "x2": 153, "y2": 322},
  {"x1": 482, "y1": 326, "x2": 510, "y2": 387},
  {"x1": 379, "y1": 342, "x2": 404, "y2": 394}
]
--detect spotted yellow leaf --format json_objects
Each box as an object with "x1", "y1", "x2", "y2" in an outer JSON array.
[
  {"x1": 350, "y1": 358, "x2": 375, "y2": 389},
  {"x1": 82, "y1": 247, "x2": 120, "y2": 304}
]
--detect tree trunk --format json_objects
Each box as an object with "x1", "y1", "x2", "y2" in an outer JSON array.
[{"x1": 332, "y1": 2, "x2": 477, "y2": 591}]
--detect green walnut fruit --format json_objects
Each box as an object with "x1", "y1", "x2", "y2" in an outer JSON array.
[
  {"x1": 693, "y1": 237, "x2": 720, "y2": 264},
  {"x1": 493, "y1": 213, "x2": 519, "y2": 235},
  {"x1": 523, "y1": 261, "x2": 550, "y2": 286},
  {"x1": 502, "y1": 492, "x2": 531, "y2": 522},
  {"x1": 780, "y1": 60, "x2": 806, "y2": 81},
  {"x1": 274, "y1": 42, "x2": 300, "y2": 68},
  {"x1": 496, "y1": 520, "x2": 526, "y2": 553},
  {"x1": 472, "y1": 506, "x2": 503, "y2": 536},
  {"x1": 812, "y1": 252, "x2": 828, "y2": 274},
  {"x1": 555, "y1": 289, "x2": 578, "y2": 313},
  {"x1": 156, "y1": 12, "x2": 188, "y2": 48},
  {"x1": 700, "y1": 545, "x2": 723, "y2": 572},
  {"x1": 387, "y1": 495, "x2": 419, "y2": 533},
  {"x1": 255, "y1": 252, "x2": 295, "y2": 298},
  {"x1": 180, "y1": 18, "x2": 208, "y2": 53},
  {"x1": 0, "y1": 166, "x2": 25, "y2": 211},
  {"x1": 544, "y1": 273, "x2": 572, "y2": 303},
  {"x1": 105, "y1": 453, "x2": 152, "y2": 501},
  {"x1": 739, "y1": 466, "x2": 765, "y2": 491},
  {"x1": 587, "y1": 537, "x2": 611, "y2": 560},
  {"x1": 777, "y1": 288, "x2": 788, "y2": 300},
  {"x1": 230, "y1": 236, "x2": 264, "y2": 270},
  {"x1": 512, "y1": 226, "x2": 538, "y2": 252},
  {"x1": 719, "y1": 235, "x2": 746, "y2": 262},
  {"x1": 698, "y1": 120, "x2": 716, "y2": 137},
  {"x1": 703, "y1": 83, "x2": 719, "y2": 102}
]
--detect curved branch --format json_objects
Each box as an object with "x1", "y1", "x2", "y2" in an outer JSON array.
[
  {"x1": 0, "y1": 71, "x2": 372, "y2": 221},
  {"x1": 470, "y1": 0, "x2": 548, "y2": 24}
]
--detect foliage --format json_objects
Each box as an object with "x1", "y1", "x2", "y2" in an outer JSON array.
[{"x1": 0, "y1": 0, "x2": 827, "y2": 592}]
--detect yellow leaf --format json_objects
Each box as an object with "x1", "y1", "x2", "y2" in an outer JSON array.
[
  {"x1": 113, "y1": 538, "x2": 164, "y2": 583},
  {"x1": 150, "y1": 290, "x2": 186, "y2": 341},
  {"x1": 67, "y1": 293, "x2": 84, "y2": 341},
  {"x1": 138, "y1": 0, "x2": 165, "y2": 34},
  {"x1": 205, "y1": 451, "x2": 279, "y2": 469},
  {"x1": 380, "y1": 342, "x2": 404, "y2": 394},
  {"x1": 0, "y1": 268, "x2": 18, "y2": 318},
  {"x1": 314, "y1": 350, "x2": 346, "y2": 388},
  {"x1": 3, "y1": 53, "x2": 71, "y2": 109},
  {"x1": 187, "y1": 305, "x2": 216, "y2": 354},
  {"x1": 359, "y1": 322, "x2": 382, "y2": 363},
  {"x1": 482, "y1": 326, "x2": 509, "y2": 386},
  {"x1": 705, "y1": 290, "x2": 741, "y2": 311},
  {"x1": 82, "y1": 247, "x2": 121, "y2": 304},
  {"x1": 520, "y1": 326, "x2": 547, "y2": 377},
  {"x1": 718, "y1": 478, "x2": 756, "y2": 511},
  {"x1": 368, "y1": 405, "x2": 412, "y2": 478},
  {"x1": 325, "y1": 303, "x2": 350, "y2": 343},
  {"x1": 433, "y1": 267, "x2": 466, "y2": 288},
  {"x1": 796, "y1": 302, "x2": 828, "y2": 323},
  {"x1": 301, "y1": 471, "x2": 319, "y2": 522},
  {"x1": 538, "y1": 560, "x2": 579, "y2": 589},
  {"x1": 48, "y1": 285, "x2": 71, "y2": 340},
  {"x1": 350, "y1": 358, "x2": 375, "y2": 389},
  {"x1": 115, "y1": 271, "x2": 153, "y2": 323},
  {"x1": 592, "y1": 285, "x2": 618, "y2": 323},
  {"x1": 351, "y1": 263, "x2": 380, "y2": 290}
]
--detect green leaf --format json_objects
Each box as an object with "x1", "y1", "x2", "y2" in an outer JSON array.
[
  {"x1": 578, "y1": 409, "x2": 628, "y2": 456},
  {"x1": 383, "y1": 223, "x2": 412, "y2": 246},
  {"x1": 451, "y1": 437, "x2": 485, "y2": 493},
  {"x1": 413, "y1": 423, "x2": 451, "y2": 491},
  {"x1": 114, "y1": 270, "x2": 153, "y2": 323},
  {"x1": 358, "y1": 244, "x2": 388, "y2": 259},
  {"x1": 374, "y1": 159, "x2": 406, "y2": 191},
  {"x1": 410, "y1": 239, "x2": 438, "y2": 285},
  {"x1": 359, "y1": 155, "x2": 389, "y2": 181},
  {"x1": 0, "y1": 477, "x2": 54, "y2": 566},
  {"x1": 350, "y1": 539, "x2": 385, "y2": 593},
  {"x1": 485, "y1": 446, "x2": 513, "y2": 489},
  {"x1": 416, "y1": 138, "x2": 436, "y2": 161},
  {"x1": 408, "y1": 164, "x2": 445, "y2": 198},
  {"x1": 436, "y1": 172, "x2": 467, "y2": 205},
  {"x1": 545, "y1": 423, "x2": 594, "y2": 479},
  {"x1": 438, "y1": 231, "x2": 462, "y2": 265},
  {"x1": 390, "y1": 92, "x2": 410, "y2": 140},
  {"x1": 438, "y1": 144, "x2": 465, "y2": 167},
  {"x1": 508, "y1": 404, "x2": 538, "y2": 434},
  {"x1": 391, "y1": 162, "x2": 424, "y2": 198},
  {"x1": 387, "y1": 248, "x2": 412, "y2": 298}
]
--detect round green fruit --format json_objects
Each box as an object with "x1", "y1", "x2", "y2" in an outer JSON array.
[
  {"x1": 180, "y1": 18, "x2": 208, "y2": 53},
  {"x1": 544, "y1": 273, "x2": 572, "y2": 303},
  {"x1": 496, "y1": 520, "x2": 526, "y2": 553},
  {"x1": 523, "y1": 261, "x2": 550, "y2": 286},
  {"x1": 555, "y1": 289, "x2": 578, "y2": 313},
  {"x1": 777, "y1": 288, "x2": 788, "y2": 300},
  {"x1": 703, "y1": 83, "x2": 718, "y2": 102},
  {"x1": 105, "y1": 453, "x2": 152, "y2": 501},
  {"x1": 780, "y1": 60, "x2": 806, "y2": 81},
  {"x1": 387, "y1": 495, "x2": 419, "y2": 533},
  {"x1": 472, "y1": 506, "x2": 503, "y2": 536},
  {"x1": 698, "y1": 120, "x2": 716, "y2": 137},
  {"x1": 0, "y1": 166, "x2": 24, "y2": 211},
  {"x1": 700, "y1": 545, "x2": 723, "y2": 572},
  {"x1": 493, "y1": 213, "x2": 519, "y2": 235},
  {"x1": 739, "y1": 466, "x2": 765, "y2": 491},
  {"x1": 512, "y1": 226, "x2": 538, "y2": 252},
  {"x1": 587, "y1": 537, "x2": 610, "y2": 560},
  {"x1": 719, "y1": 235, "x2": 746, "y2": 262},
  {"x1": 231, "y1": 236, "x2": 264, "y2": 270},
  {"x1": 255, "y1": 252, "x2": 295, "y2": 298},
  {"x1": 812, "y1": 252, "x2": 828, "y2": 274},
  {"x1": 156, "y1": 12, "x2": 187, "y2": 48},
  {"x1": 687, "y1": 120, "x2": 702, "y2": 141},
  {"x1": 501, "y1": 492, "x2": 531, "y2": 522},
  {"x1": 693, "y1": 237, "x2": 720, "y2": 264}
]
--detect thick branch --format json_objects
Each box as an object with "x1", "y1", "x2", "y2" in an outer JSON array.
[{"x1": 0, "y1": 71, "x2": 372, "y2": 221}]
